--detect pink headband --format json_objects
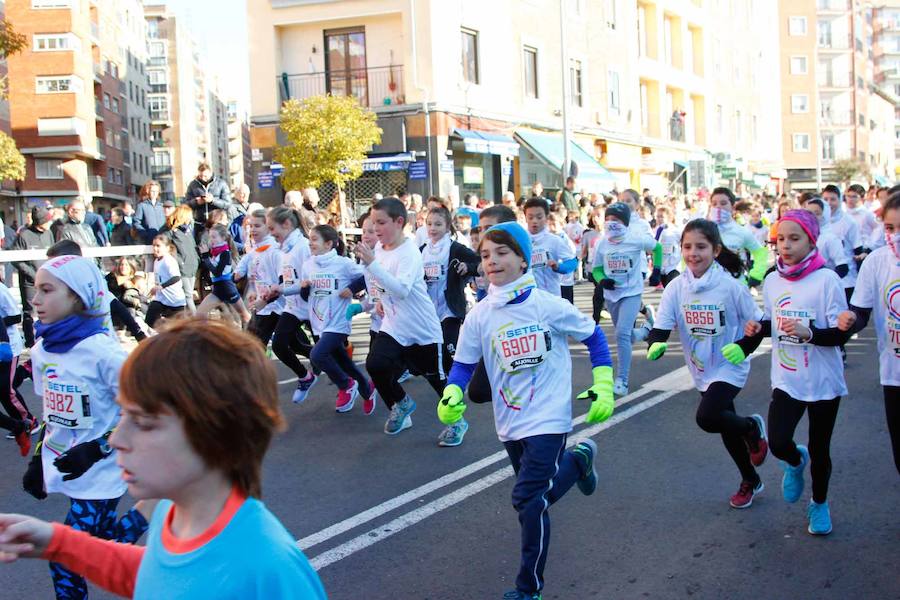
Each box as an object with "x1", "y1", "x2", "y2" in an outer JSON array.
[{"x1": 779, "y1": 209, "x2": 819, "y2": 245}]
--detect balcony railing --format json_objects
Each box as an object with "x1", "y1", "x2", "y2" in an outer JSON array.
[
  {"x1": 87, "y1": 175, "x2": 103, "y2": 193},
  {"x1": 148, "y1": 56, "x2": 167, "y2": 67},
  {"x1": 151, "y1": 138, "x2": 166, "y2": 148},
  {"x1": 151, "y1": 165, "x2": 172, "y2": 178},
  {"x1": 817, "y1": 0, "x2": 849, "y2": 10},
  {"x1": 150, "y1": 109, "x2": 170, "y2": 122},
  {"x1": 818, "y1": 36, "x2": 851, "y2": 50},
  {"x1": 149, "y1": 83, "x2": 168, "y2": 94},
  {"x1": 818, "y1": 73, "x2": 852, "y2": 87},
  {"x1": 820, "y1": 110, "x2": 854, "y2": 126},
  {"x1": 278, "y1": 65, "x2": 406, "y2": 109}
]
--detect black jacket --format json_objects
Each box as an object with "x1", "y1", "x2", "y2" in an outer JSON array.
[
  {"x1": 185, "y1": 176, "x2": 233, "y2": 224},
  {"x1": 161, "y1": 224, "x2": 200, "y2": 277},
  {"x1": 109, "y1": 222, "x2": 135, "y2": 246},
  {"x1": 11, "y1": 225, "x2": 55, "y2": 286},
  {"x1": 419, "y1": 241, "x2": 480, "y2": 320},
  {"x1": 54, "y1": 217, "x2": 98, "y2": 249}
]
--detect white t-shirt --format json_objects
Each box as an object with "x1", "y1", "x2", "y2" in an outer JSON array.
[
  {"x1": 414, "y1": 226, "x2": 429, "y2": 248},
  {"x1": 849, "y1": 246, "x2": 900, "y2": 386},
  {"x1": 366, "y1": 238, "x2": 442, "y2": 346},
  {"x1": 529, "y1": 228, "x2": 576, "y2": 296},
  {"x1": 301, "y1": 251, "x2": 365, "y2": 336},
  {"x1": 363, "y1": 270, "x2": 383, "y2": 332},
  {"x1": 592, "y1": 230, "x2": 657, "y2": 303},
  {"x1": 240, "y1": 236, "x2": 284, "y2": 316},
  {"x1": 556, "y1": 232, "x2": 577, "y2": 287},
  {"x1": 421, "y1": 235, "x2": 454, "y2": 322},
  {"x1": 847, "y1": 206, "x2": 879, "y2": 243},
  {"x1": 655, "y1": 225, "x2": 682, "y2": 274},
  {"x1": 0, "y1": 284, "x2": 24, "y2": 356},
  {"x1": 655, "y1": 264, "x2": 763, "y2": 391},
  {"x1": 867, "y1": 223, "x2": 886, "y2": 251},
  {"x1": 31, "y1": 334, "x2": 128, "y2": 500},
  {"x1": 564, "y1": 221, "x2": 585, "y2": 246},
  {"x1": 817, "y1": 227, "x2": 849, "y2": 275},
  {"x1": 154, "y1": 255, "x2": 186, "y2": 307},
  {"x1": 454, "y1": 288, "x2": 595, "y2": 442},
  {"x1": 580, "y1": 230, "x2": 602, "y2": 267},
  {"x1": 762, "y1": 268, "x2": 848, "y2": 401},
  {"x1": 279, "y1": 229, "x2": 312, "y2": 319},
  {"x1": 829, "y1": 210, "x2": 862, "y2": 288},
  {"x1": 719, "y1": 220, "x2": 762, "y2": 255}
]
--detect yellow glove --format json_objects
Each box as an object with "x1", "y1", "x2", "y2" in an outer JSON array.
[
  {"x1": 577, "y1": 366, "x2": 615, "y2": 424},
  {"x1": 437, "y1": 384, "x2": 466, "y2": 425}
]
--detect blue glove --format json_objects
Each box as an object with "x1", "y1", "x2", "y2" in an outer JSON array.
[
  {"x1": 0, "y1": 342, "x2": 12, "y2": 363},
  {"x1": 345, "y1": 303, "x2": 363, "y2": 320}
]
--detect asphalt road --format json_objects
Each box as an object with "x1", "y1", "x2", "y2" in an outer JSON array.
[{"x1": 0, "y1": 283, "x2": 896, "y2": 600}]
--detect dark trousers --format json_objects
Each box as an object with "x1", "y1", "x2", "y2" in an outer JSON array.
[
  {"x1": 145, "y1": 301, "x2": 186, "y2": 328},
  {"x1": 504, "y1": 433, "x2": 584, "y2": 595},
  {"x1": 365, "y1": 332, "x2": 444, "y2": 407},
  {"x1": 662, "y1": 269, "x2": 680, "y2": 287},
  {"x1": 885, "y1": 386, "x2": 899, "y2": 475},
  {"x1": 19, "y1": 283, "x2": 35, "y2": 347},
  {"x1": 249, "y1": 312, "x2": 280, "y2": 347},
  {"x1": 587, "y1": 274, "x2": 605, "y2": 323},
  {"x1": 311, "y1": 332, "x2": 371, "y2": 395},
  {"x1": 695, "y1": 382, "x2": 758, "y2": 483},
  {"x1": 440, "y1": 317, "x2": 462, "y2": 376},
  {"x1": 468, "y1": 359, "x2": 493, "y2": 404},
  {"x1": 768, "y1": 388, "x2": 841, "y2": 503},
  {"x1": 0, "y1": 356, "x2": 31, "y2": 426},
  {"x1": 561, "y1": 285, "x2": 574, "y2": 304},
  {"x1": 272, "y1": 312, "x2": 313, "y2": 379}
]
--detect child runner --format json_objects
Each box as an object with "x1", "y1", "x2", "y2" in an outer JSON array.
[
  {"x1": 420, "y1": 205, "x2": 480, "y2": 376},
  {"x1": 644, "y1": 219, "x2": 769, "y2": 508},
  {"x1": 301, "y1": 225, "x2": 374, "y2": 414},
  {"x1": 582, "y1": 208, "x2": 608, "y2": 323},
  {"x1": 591, "y1": 202, "x2": 662, "y2": 396},
  {"x1": 707, "y1": 188, "x2": 769, "y2": 287},
  {"x1": 264, "y1": 206, "x2": 316, "y2": 404},
  {"x1": 802, "y1": 199, "x2": 850, "y2": 281},
  {"x1": 237, "y1": 208, "x2": 283, "y2": 347},
  {"x1": 844, "y1": 184, "x2": 879, "y2": 245},
  {"x1": 436, "y1": 222, "x2": 614, "y2": 600},
  {"x1": 653, "y1": 205, "x2": 682, "y2": 288},
  {"x1": 821, "y1": 184, "x2": 864, "y2": 303},
  {"x1": 197, "y1": 224, "x2": 251, "y2": 327},
  {"x1": 523, "y1": 198, "x2": 578, "y2": 297},
  {"x1": 0, "y1": 283, "x2": 35, "y2": 454},
  {"x1": 837, "y1": 192, "x2": 900, "y2": 475},
  {"x1": 547, "y1": 212, "x2": 577, "y2": 303},
  {"x1": 0, "y1": 319, "x2": 326, "y2": 599},
  {"x1": 357, "y1": 198, "x2": 452, "y2": 443},
  {"x1": 729, "y1": 209, "x2": 848, "y2": 536},
  {"x1": 146, "y1": 235, "x2": 187, "y2": 329}
]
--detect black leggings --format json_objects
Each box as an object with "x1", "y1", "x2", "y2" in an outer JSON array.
[
  {"x1": 561, "y1": 285, "x2": 574, "y2": 304},
  {"x1": 365, "y1": 332, "x2": 444, "y2": 408},
  {"x1": 662, "y1": 269, "x2": 680, "y2": 287},
  {"x1": 768, "y1": 389, "x2": 841, "y2": 503},
  {"x1": 145, "y1": 301, "x2": 186, "y2": 328},
  {"x1": 0, "y1": 359, "x2": 28, "y2": 432},
  {"x1": 695, "y1": 382, "x2": 758, "y2": 484},
  {"x1": 588, "y1": 273, "x2": 605, "y2": 323},
  {"x1": 885, "y1": 386, "x2": 899, "y2": 476},
  {"x1": 249, "y1": 312, "x2": 280, "y2": 347},
  {"x1": 272, "y1": 312, "x2": 313, "y2": 379},
  {"x1": 440, "y1": 317, "x2": 462, "y2": 376}
]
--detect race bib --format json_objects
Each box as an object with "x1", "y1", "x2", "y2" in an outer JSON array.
[
  {"x1": 281, "y1": 265, "x2": 296, "y2": 287},
  {"x1": 682, "y1": 303, "x2": 726, "y2": 337},
  {"x1": 888, "y1": 316, "x2": 900, "y2": 358},
  {"x1": 774, "y1": 307, "x2": 816, "y2": 345},
  {"x1": 310, "y1": 273, "x2": 338, "y2": 297},
  {"x1": 531, "y1": 250, "x2": 549, "y2": 269},
  {"x1": 43, "y1": 377, "x2": 92, "y2": 430},
  {"x1": 494, "y1": 322, "x2": 551, "y2": 373},
  {"x1": 664, "y1": 243, "x2": 679, "y2": 258},
  {"x1": 604, "y1": 252, "x2": 632, "y2": 276},
  {"x1": 424, "y1": 261, "x2": 446, "y2": 283}
]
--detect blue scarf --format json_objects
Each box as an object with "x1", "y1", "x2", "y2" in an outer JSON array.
[{"x1": 35, "y1": 314, "x2": 106, "y2": 353}]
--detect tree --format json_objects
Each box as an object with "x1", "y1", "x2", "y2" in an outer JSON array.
[
  {"x1": 831, "y1": 157, "x2": 870, "y2": 185},
  {"x1": 0, "y1": 18, "x2": 26, "y2": 100},
  {"x1": 0, "y1": 19, "x2": 25, "y2": 181},
  {"x1": 276, "y1": 95, "x2": 382, "y2": 193}
]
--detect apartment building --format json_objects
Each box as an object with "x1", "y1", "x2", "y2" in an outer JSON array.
[
  {"x1": 227, "y1": 99, "x2": 252, "y2": 190},
  {"x1": 118, "y1": 0, "x2": 151, "y2": 198},
  {"x1": 779, "y1": 0, "x2": 896, "y2": 190},
  {"x1": 207, "y1": 78, "x2": 230, "y2": 183},
  {"x1": 871, "y1": 2, "x2": 900, "y2": 178}
]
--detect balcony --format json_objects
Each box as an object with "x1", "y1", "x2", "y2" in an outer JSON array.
[
  {"x1": 819, "y1": 110, "x2": 854, "y2": 126},
  {"x1": 818, "y1": 73, "x2": 852, "y2": 88},
  {"x1": 149, "y1": 83, "x2": 168, "y2": 94},
  {"x1": 148, "y1": 56, "x2": 167, "y2": 67},
  {"x1": 87, "y1": 175, "x2": 103, "y2": 193},
  {"x1": 150, "y1": 109, "x2": 170, "y2": 123},
  {"x1": 818, "y1": 36, "x2": 851, "y2": 51},
  {"x1": 94, "y1": 98, "x2": 103, "y2": 121},
  {"x1": 817, "y1": 0, "x2": 849, "y2": 12},
  {"x1": 151, "y1": 165, "x2": 172, "y2": 178},
  {"x1": 150, "y1": 138, "x2": 166, "y2": 148},
  {"x1": 278, "y1": 65, "x2": 406, "y2": 109},
  {"x1": 96, "y1": 139, "x2": 105, "y2": 160}
]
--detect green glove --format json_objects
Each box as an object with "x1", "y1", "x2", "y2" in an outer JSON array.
[
  {"x1": 577, "y1": 366, "x2": 615, "y2": 424},
  {"x1": 647, "y1": 342, "x2": 667, "y2": 361},
  {"x1": 721, "y1": 343, "x2": 747, "y2": 365},
  {"x1": 437, "y1": 384, "x2": 466, "y2": 425},
  {"x1": 345, "y1": 303, "x2": 363, "y2": 320}
]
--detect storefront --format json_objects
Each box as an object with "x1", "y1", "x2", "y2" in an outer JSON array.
[
  {"x1": 448, "y1": 129, "x2": 518, "y2": 202},
  {"x1": 514, "y1": 130, "x2": 617, "y2": 198}
]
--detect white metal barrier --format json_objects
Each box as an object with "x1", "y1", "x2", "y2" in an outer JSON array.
[{"x1": 0, "y1": 245, "x2": 153, "y2": 263}]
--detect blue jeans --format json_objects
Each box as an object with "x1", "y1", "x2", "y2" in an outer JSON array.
[
  {"x1": 504, "y1": 433, "x2": 584, "y2": 594},
  {"x1": 607, "y1": 293, "x2": 642, "y2": 385},
  {"x1": 310, "y1": 332, "x2": 371, "y2": 394}
]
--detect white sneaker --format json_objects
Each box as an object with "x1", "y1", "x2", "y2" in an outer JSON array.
[
  {"x1": 397, "y1": 369, "x2": 411, "y2": 383},
  {"x1": 613, "y1": 379, "x2": 628, "y2": 396},
  {"x1": 643, "y1": 304, "x2": 655, "y2": 328}
]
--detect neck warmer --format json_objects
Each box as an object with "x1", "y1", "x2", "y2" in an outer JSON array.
[
  {"x1": 312, "y1": 248, "x2": 338, "y2": 267},
  {"x1": 210, "y1": 242, "x2": 229, "y2": 257},
  {"x1": 684, "y1": 261, "x2": 724, "y2": 294},
  {"x1": 709, "y1": 207, "x2": 733, "y2": 226},
  {"x1": 485, "y1": 272, "x2": 537, "y2": 307},
  {"x1": 254, "y1": 235, "x2": 276, "y2": 254},
  {"x1": 281, "y1": 228, "x2": 301, "y2": 253},
  {"x1": 776, "y1": 248, "x2": 825, "y2": 281},
  {"x1": 35, "y1": 314, "x2": 106, "y2": 353},
  {"x1": 604, "y1": 221, "x2": 627, "y2": 243}
]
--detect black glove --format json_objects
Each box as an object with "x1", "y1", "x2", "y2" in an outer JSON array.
[
  {"x1": 53, "y1": 438, "x2": 111, "y2": 482},
  {"x1": 22, "y1": 453, "x2": 46, "y2": 500},
  {"x1": 648, "y1": 267, "x2": 661, "y2": 287},
  {"x1": 747, "y1": 276, "x2": 762, "y2": 288},
  {"x1": 600, "y1": 278, "x2": 616, "y2": 290}
]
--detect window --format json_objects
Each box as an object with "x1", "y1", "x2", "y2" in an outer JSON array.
[
  {"x1": 857, "y1": 75, "x2": 864, "y2": 89},
  {"x1": 716, "y1": 104, "x2": 724, "y2": 135},
  {"x1": 608, "y1": 71, "x2": 620, "y2": 114},
  {"x1": 637, "y1": 6, "x2": 647, "y2": 57},
  {"x1": 149, "y1": 96, "x2": 169, "y2": 120},
  {"x1": 33, "y1": 33, "x2": 79, "y2": 52},
  {"x1": 112, "y1": 98, "x2": 119, "y2": 114},
  {"x1": 792, "y1": 133, "x2": 810, "y2": 152},
  {"x1": 822, "y1": 133, "x2": 835, "y2": 160},
  {"x1": 148, "y1": 70, "x2": 166, "y2": 85},
  {"x1": 791, "y1": 94, "x2": 809, "y2": 113},
  {"x1": 735, "y1": 110, "x2": 742, "y2": 144},
  {"x1": 107, "y1": 168, "x2": 114, "y2": 183},
  {"x1": 35, "y1": 158, "x2": 63, "y2": 179},
  {"x1": 790, "y1": 56, "x2": 808, "y2": 75},
  {"x1": 789, "y1": 16, "x2": 807, "y2": 36},
  {"x1": 106, "y1": 129, "x2": 113, "y2": 146},
  {"x1": 114, "y1": 133, "x2": 121, "y2": 149},
  {"x1": 570, "y1": 59, "x2": 583, "y2": 107},
  {"x1": 523, "y1": 46, "x2": 538, "y2": 99},
  {"x1": 858, "y1": 113, "x2": 865, "y2": 126},
  {"x1": 663, "y1": 17, "x2": 673, "y2": 65},
  {"x1": 103, "y1": 93, "x2": 110, "y2": 109},
  {"x1": 129, "y1": 81, "x2": 133, "y2": 101},
  {"x1": 35, "y1": 76, "x2": 81, "y2": 94},
  {"x1": 461, "y1": 28, "x2": 479, "y2": 85},
  {"x1": 751, "y1": 114, "x2": 758, "y2": 145}
]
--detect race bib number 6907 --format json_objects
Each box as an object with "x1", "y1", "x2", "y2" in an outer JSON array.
[{"x1": 494, "y1": 322, "x2": 551, "y2": 372}]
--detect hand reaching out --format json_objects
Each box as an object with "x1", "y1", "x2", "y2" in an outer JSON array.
[
  {"x1": 744, "y1": 321, "x2": 762, "y2": 337},
  {"x1": 837, "y1": 310, "x2": 857, "y2": 332}
]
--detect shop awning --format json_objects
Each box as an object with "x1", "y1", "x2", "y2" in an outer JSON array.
[
  {"x1": 515, "y1": 130, "x2": 617, "y2": 191},
  {"x1": 362, "y1": 152, "x2": 415, "y2": 172},
  {"x1": 451, "y1": 129, "x2": 520, "y2": 156}
]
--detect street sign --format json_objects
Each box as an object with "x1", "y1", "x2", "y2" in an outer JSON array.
[
  {"x1": 408, "y1": 160, "x2": 428, "y2": 180},
  {"x1": 257, "y1": 171, "x2": 275, "y2": 189},
  {"x1": 439, "y1": 160, "x2": 455, "y2": 173},
  {"x1": 251, "y1": 148, "x2": 263, "y2": 162},
  {"x1": 270, "y1": 162, "x2": 284, "y2": 176},
  {"x1": 720, "y1": 167, "x2": 737, "y2": 178}
]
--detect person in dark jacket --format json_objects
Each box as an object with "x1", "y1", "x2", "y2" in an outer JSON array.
[
  {"x1": 11, "y1": 206, "x2": 56, "y2": 346},
  {"x1": 53, "y1": 200, "x2": 98, "y2": 251},
  {"x1": 108, "y1": 207, "x2": 134, "y2": 246},
  {"x1": 229, "y1": 183, "x2": 250, "y2": 253},
  {"x1": 160, "y1": 203, "x2": 200, "y2": 312},
  {"x1": 83, "y1": 199, "x2": 109, "y2": 246},
  {"x1": 184, "y1": 162, "x2": 232, "y2": 236},
  {"x1": 133, "y1": 180, "x2": 166, "y2": 244}
]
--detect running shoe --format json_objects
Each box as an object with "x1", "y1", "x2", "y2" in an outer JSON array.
[
  {"x1": 292, "y1": 373, "x2": 318, "y2": 404},
  {"x1": 807, "y1": 500, "x2": 832, "y2": 535},
  {"x1": 632, "y1": 324, "x2": 651, "y2": 343},
  {"x1": 599, "y1": 309, "x2": 612, "y2": 321},
  {"x1": 503, "y1": 591, "x2": 542, "y2": 600},
  {"x1": 781, "y1": 444, "x2": 809, "y2": 503},
  {"x1": 571, "y1": 439, "x2": 598, "y2": 496},
  {"x1": 397, "y1": 369, "x2": 411, "y2": 383},
  {"x1": 6, "y1": 417, "x2": 39, "y2": 440},
  {"x1": 335, "y1": 380, "x2": 359, "y2": 413},
  {"x1": 613, "y1": 378, "x2": 628, "y2": 396},
  {"x1": 362, "y1": 381, "x2": 377, "y2": 415},
  {"x1": 643, "y1": 304, "x2": 656, "y2": 328},
  {"x1": 384, "y1": 396, "x2": 416, "y2": 435},
  {"x1": 437, "y1": 417, "x2": 469, "y2": 447},
  {"x1": 729, "y1": 480, "x2": 764, "y2": 509},
  {"x1": 745, "y1": 414, "x2": 769, "y2": 467},
  {"x1": 13, "y1": 420, "x2": 30, "y2": 457}
]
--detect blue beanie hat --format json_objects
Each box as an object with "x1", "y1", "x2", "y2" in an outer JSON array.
[{"x1": 485, "y1": 222, "x2": 532, "y2": 271}]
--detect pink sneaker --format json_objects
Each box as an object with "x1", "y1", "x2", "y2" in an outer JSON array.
[
  {"x1": 336, "y1": 380, "x2": 359, "y2": 413},
  {"x1": 363, "y1": 381, "x2": 377, "y2": 415}
]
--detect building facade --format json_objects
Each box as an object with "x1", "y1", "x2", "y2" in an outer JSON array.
[
  {"x1": 227, "y1": 99, "x2": 252, "y2": 190},
  {"x1": 871, "y1": 1, "x2": 900, "y2": 179}
]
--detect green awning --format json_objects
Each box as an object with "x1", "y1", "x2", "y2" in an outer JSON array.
[{"x1": 515, "y1": 130, "x2": 617, "y2": 192}]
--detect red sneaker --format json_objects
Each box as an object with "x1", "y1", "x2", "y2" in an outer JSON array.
[
  {"x1": 345, "y1": 341, "x2": 354, "y2": 360},
  {"x1": 745, "y1": 414, "x2": 769, "y2": 467},
  {"x1": 336, "y1": 380, "x2": 359, "y2": 413},
  {"x1": 730, "y1": 480, "x2": 764, "y2": 509},
  {"x1": 362, "y1": 381, "x2": 376, "y2": 415},
  {"x1": 14, "y1": 424, "x2": 31, "y2": 457}
]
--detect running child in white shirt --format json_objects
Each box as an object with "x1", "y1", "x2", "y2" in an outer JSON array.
[
  {"x1": 653, "y1": 205, "x2": 682, "y2": 288},
  {"x1": 729, "y1": 209, "x2": 849, "y2": 536},
  {"x1": 802, "y1": 198, "x2": 850, "y2": 282},
  {"x1": 197, "y1": 224, "x2": 251, "y2": 327},
  {"x1": 707, "y1": 188, "x2": 770, "y2": 288},
  {"x1": 837, "y1": 193, "x2": 900, "y2": 475},
  {"x1": 523, "y1": 198, "x2": 578, "y2": 297},
  {"x1": 591, "y1": 202, "x2": 663, "y2": 396},
  {"x1": 844, "y1": 183, "x2": 879, "y2": 246},
  {"x1": 299, "y1": 225, "x2": 374, "y2": 415},
  {"x1": 146, "y1": 235, "x2": 187, "y2": 328},
  {"x1": 237, "y1": 208, "x2": 283, "y2": 346},
  {"x1": 356, "y1": 198, "x2": 452, "y2": 443},
  {"x1": 644, "y1": 219, "x2": 769, "y2": 509},
  {"x1": 436, "y1": 221, "x2": 614, "y2": 600},
  {"x1": 822, "y1": 184, "x2": 865, "y2": 302}
]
